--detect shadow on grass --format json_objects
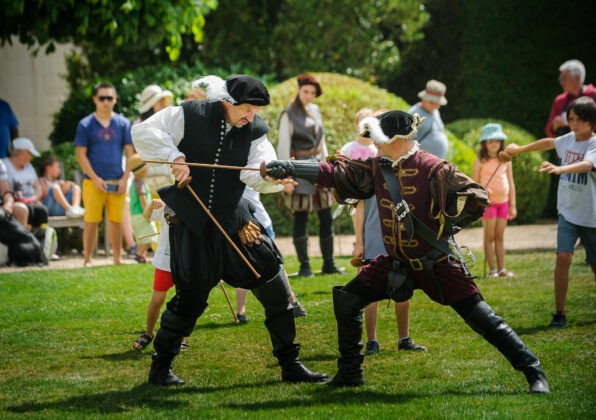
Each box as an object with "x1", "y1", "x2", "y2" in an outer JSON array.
[
  {"x1": 299, "y1": 353, "x2": 337, "y2": 362},
  {"x1": 514, "y1": 319, "x2": 596, "y2": 336},
  {"x1": 80, "y1": 349, "x2": 148, "y2": 361},
  {"x1": 194, "y1": 321, "x2": 237, "y2": 330},
  {"x1": 6, "y1": 380, "x2": 526, "y2": 414},
  {"x1": 6, "y1": 380, "x2": 279, "y2": 414}
]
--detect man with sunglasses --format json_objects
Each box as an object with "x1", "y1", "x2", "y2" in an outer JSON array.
[{"x1": 75, "y1": 82, "x2": 134, "y2": 266}]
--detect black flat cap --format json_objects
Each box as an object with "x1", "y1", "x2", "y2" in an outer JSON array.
[{"x1": 225, "y1": 75, "x2": 270, "y2": 106}]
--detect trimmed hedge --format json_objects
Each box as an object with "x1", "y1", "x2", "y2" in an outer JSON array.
[
  {"x1": 446, "y1": 118, "x2": 549, "y2": 224},
  {"x1": 260, "y1": 73, "x2": 475, "y2": 236}
]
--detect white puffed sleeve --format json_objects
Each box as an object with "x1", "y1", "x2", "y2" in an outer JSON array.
[
  {"x1": 241, "y1": 135, "x2": 284, "y2": 194},
  {"x1": 131, "y1": 106, "x2": 186, "y2": 164}
]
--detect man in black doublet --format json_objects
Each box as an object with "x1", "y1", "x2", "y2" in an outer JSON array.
[{"x1": 132, "y1": 74, "x2": 328, "y2": 386}]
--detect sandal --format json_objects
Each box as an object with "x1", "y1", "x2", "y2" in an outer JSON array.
[
  {"x1": 488, "y1": 269, "x2": 499, "y2": 278},
  {"x1": 499, "y1": 269, "x2": 516, "y2": 278},
  {"x1": 133, "y1": 332, "x2": 153, "y2": 350},
  {"x1": 180, "y1": 342, "x2": 189, "y2": 351}
]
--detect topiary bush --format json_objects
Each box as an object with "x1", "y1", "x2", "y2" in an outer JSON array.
[
  {"x1": 260, "y1": 73, "x2": 474, "y2": 236},
  {"x1": 446, "y1": 118, "x2": 549, "y2": 224}
]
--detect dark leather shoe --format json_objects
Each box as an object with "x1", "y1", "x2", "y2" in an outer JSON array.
[
  {"x1": 324, "y1": 371, "x2": 365, "y2": 387},
  {"x1": 525, "y1": 369, "x2": 550, "y2": 394},
  {"x1": 298, "y1": 262, "x2": 314, "y2": 277},
  {"x1": 282, "y1": 361, "x2": 328, "y2": 383},
  {"x1": 149, "y1": 354, "x2": 185, "y2": 386},
  {"x1": 321, "y1": 262, "x2": 350, "y2": 276}
]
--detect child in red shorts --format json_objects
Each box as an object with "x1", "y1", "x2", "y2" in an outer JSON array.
[
  {"x1": 473, "y1": 123, "x2": 517, "y2": 278},
  {"x1": 132, "y1": 198, "x2": 188, "y2": 350}
]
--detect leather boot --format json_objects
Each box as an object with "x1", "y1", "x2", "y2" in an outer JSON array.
[
  {"x1": 252, "y1": 270, "x2": 328, "y2": 383},
  {"x1": 326, "y1": 286, "x2": 370, "y2": 386},
  {"x1": 320, "y1": 235, "x2": 349, "y2": 275},
  {"x1": 149, "y1": 309, "x2": 197, "y2": 386},
  {"x1": 463, "y1": 301, "x2": 550, "y2": 394},
  {"x1": 293, "y1": 236, "x2": 314, "y2": 277}
]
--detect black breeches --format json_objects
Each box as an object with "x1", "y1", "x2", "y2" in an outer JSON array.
[
  {"x1": 167, "y1": 219, "x2": 283, "y2": 318},
  {"x1": 293, "y1": 208, "x2": 333, "y2": 239}
]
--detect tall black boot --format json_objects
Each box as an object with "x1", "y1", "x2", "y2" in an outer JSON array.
[
  {"x1": 463, "y1": 301, "x2": 550, "y2": 394},
  {"x1": 327, "y1": 286, "x2": 370, "y2": 386},
  {"x1": 320, "y1": 235, "x2": 349, "y2": 275},
  {"x1": 293, "y1": 236, "x2": 314, "y2": 277},
  {"x1": 149, "y1": 309, "x2": 198, "y2": 386},
  {"x1": 252, "y1": 270, "x2": 328, "y2": 382}
]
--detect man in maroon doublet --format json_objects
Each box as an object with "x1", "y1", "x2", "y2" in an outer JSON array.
[{"x1": 264, "y1": 110, "x2": 550, "y2": 394}]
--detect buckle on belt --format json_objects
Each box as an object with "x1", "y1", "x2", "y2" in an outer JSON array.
[
  {"x1": 395, "y1": 200, "x2": 410, "y2": 221},
  {"x1": 408, "y1": 258, "x2": 423, "y2": 271}
]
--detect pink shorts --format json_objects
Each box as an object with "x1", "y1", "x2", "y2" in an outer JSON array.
[
  {"x1": 153, "y1": 268, "x2": 174, "y2": 292},
  {"x1": 482, "y1": 201, "x2": 509, "y2": 219}
]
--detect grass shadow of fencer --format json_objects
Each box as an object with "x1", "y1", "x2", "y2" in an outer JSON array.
[
  {"x1": 6, "y1": 380, "x2": 280, "y2": 415},
  {"x1": 298, "y1": 353, "x2": 337, "y2": 363},
  {"x1": 225, "y1": 386, "x2": 527, "y2": 412},
  {"x1": 511, "y1": 324, "x2": 552, "y2": 336},
  {"x1": 80, "y1": 349, "x2": 148, "y2": 362},
  {"x1": 193, "y1": 321, "x2": 238, "y2": 331}
]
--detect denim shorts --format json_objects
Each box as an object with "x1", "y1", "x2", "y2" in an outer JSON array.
[
  {"x1": 43, "y1": 184, "x2": 73, "y2": 216},
  {"x1": 557, "y1": 215, "x2": 596, "y2": 265}
]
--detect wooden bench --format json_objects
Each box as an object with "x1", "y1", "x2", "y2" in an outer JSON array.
[{"x1": 48, "y1": 215, "x2": 110, "y2": 256}]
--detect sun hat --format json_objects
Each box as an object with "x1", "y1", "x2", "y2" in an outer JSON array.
[
  {"x1": 359, "y1": 110, "x2": 425, "y2": 144},
  {"x1": 139, "y1": 85, "x2": 173, "y2": 113},
  {"x1": 297, "y1": 73, "x2": 323, "y2": 97},
  {"x1": 12, "y1": 137, "x2": 40, "y2": 157},
  {"x1": 479, "y1": 123, "x2": 508, "y2": 142},
  {"x1": 417, "y1": 80, "x2": 448, "y2": 105},
  {"x1": 126, "y1": 153, "x2": 147, "y2": 174}
]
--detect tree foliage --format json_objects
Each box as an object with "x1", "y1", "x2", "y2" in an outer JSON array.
[
  {"x1": 2, "y1": 0, "x2": 217, "y2": 62},
  {"x1": 198, "y1": 0, "x2": 430, "y2": 82}
]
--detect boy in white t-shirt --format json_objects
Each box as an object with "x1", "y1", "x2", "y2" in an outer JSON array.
[
  {"x1": 501, "y1": 96, "x2": 596, "y2": 328},
  {"x1": 132, "y1": 198, "x2": 188, "y2": 351}
]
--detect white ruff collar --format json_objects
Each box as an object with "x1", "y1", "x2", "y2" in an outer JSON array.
[{"x1": 391, "y1": 141, "x2": 419, "y2": 167}]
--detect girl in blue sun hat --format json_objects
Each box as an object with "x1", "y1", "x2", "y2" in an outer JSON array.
[{"x1": 473, "y1": 123, "x2": 517, "y2": 278}]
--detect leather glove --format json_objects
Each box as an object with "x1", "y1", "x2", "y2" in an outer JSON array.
[
  {"x1": 238, "y1": 221, "x2": 263, "y2": 246},
  {"x1": 266, "y1": 160, "x2": 295, "y2": 179}
]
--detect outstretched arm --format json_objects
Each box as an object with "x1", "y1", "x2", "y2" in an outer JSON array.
[
  {"x1": 499, "y1": 138, "x2": 555, "y2": 161},
  {"x1": 539, "y1": 159, "x2": 594, "y2": 175}
]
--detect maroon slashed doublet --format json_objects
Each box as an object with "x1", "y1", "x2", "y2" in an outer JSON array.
[{"x1": 318, "y1": 150, "x2": 487, "y2": 305}]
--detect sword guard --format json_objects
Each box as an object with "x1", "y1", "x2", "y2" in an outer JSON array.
[
  {"x1": 259, "y1": 161, "x2": 268, "y2": 179},
  {"x1": 177, "y1": 176, "x2": 192, "y2": 189}
]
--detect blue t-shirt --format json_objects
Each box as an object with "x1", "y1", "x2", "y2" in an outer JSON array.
[
  {"x1": 74, "y1": 113, "x2": 132, "y2": 180},
  {"x1": 0, "y1": 100, "x2": 19, "y2": 158}
]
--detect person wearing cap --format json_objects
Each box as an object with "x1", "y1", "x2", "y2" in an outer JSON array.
[
  {"x1": 277, "y1": 73, "x2": 346, "y2": 277},
  {"x1": 126, "y1": 153, "x2": 157, "y2": 263},
  {"x1": 472, "y1": 123, "x2": 517, "y2": 278},
  {"x1": 1, "y1": 137, "x2": 48, "y2": 230},
  {"x1": 546, "y1": 60, "x2": 595, "y2": 137},
  {"x1": 132, "y1": 74, "x2": 328, "y2": 387},
  {"x1": 408, "y1": 80, "x2": 449, "y2": 159},
  {"x1": 75, "y1": 81, "x2": 134, "y2": 267},
  {"x1": 265, "y1": 110, "x2": 550, "y2": 394}
]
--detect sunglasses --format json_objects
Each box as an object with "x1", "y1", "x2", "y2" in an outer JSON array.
[{"x1": 98, "y1": 96, "x2": 114, "y2": 102}]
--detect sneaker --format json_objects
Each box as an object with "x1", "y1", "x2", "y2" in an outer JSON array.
[
  {"x1": 126, "y1": 244, "x2": 138, "y2": 259},
  {"x1": 364, "y1": 339, "x2": 379, "y2": 355},
  {"x1": 237, "y1": 314, "x2": 248, "y2": 324},
  {"x1": 549, "y1": 311, "x2": 566, "y2": 328},
  {"x1": 65, "y1": 206, "x2": 85, "y2": 218},
  {"x1": 398, "y1": 337, "x2": 427, "y2": 351},
  {"x1": 292, "y1": 300, "x2": 308, "y2": 318}
]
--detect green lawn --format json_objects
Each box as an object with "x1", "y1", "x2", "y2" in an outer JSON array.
[{"x1": 0, "y1": 251, "x2": 595, "y2": 419}]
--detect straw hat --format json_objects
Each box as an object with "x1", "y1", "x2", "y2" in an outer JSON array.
[
  {"x1": 127, "y1": 153, "x2": 147, "y2": 174},
  {"x1": 478, "y1": 123, "x2": 508, "y2": 142},
  {"x1": 139, "y1": 85, "x2": 173, "y2": 113},
  {"x1": 418, "y1": 80, "x2": 448, "y2": 105}
]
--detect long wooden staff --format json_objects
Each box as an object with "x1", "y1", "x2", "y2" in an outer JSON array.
[
  {"x1": 177, "y1": 176, "x2": 261, "y2": 279},
  {"x1": 219, "y1": 280, "x2": 239, "y2": 323}
]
